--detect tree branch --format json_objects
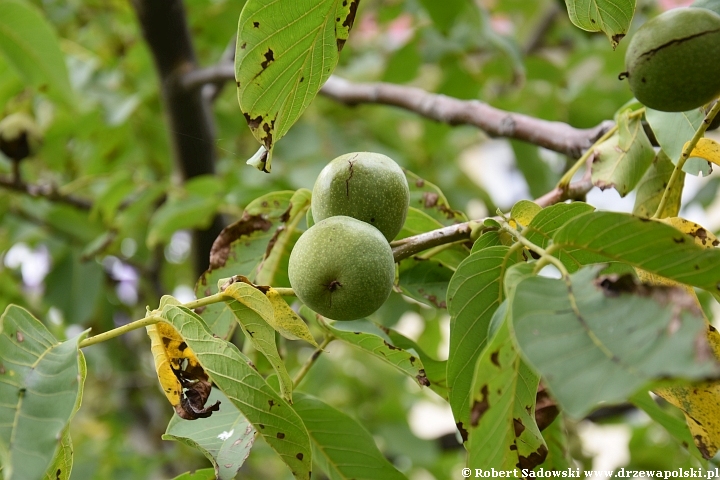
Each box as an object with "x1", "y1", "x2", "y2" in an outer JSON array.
[
  {"x1": 0, "y1": 175, "x2": 93, "y2": 209},
  {"x1": 182, "y1": 63, "x2": 614, "y2": 159},
  {"x1": 131, "y1": 0, "x2": 224, "y2": 275}
]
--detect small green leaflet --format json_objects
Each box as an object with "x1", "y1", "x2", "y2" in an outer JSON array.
[
  {"x1": 235, "y1": 0, "x2": 359, "y2": 172},
  {"x1": 563, "y1": 0, "x2": 635, "y2": 48}
]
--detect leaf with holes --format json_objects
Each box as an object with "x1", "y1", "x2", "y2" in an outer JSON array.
[
  {"x1": 511, "y1": 266, "x2": 720, "y2": 418},
  {"x1": 293, "y1": 392, "x2": 407, "y2": 480},
  {"x1": 160, "y1": 305, "x2": 312, "y2": 480},
  {"x1": 564, "y1": 0, "x2": 635, "y2": 48},
  {"x1": 0, "y1": 305, "x2": 87, "y2": 480},
  {"x1": 163, "y1": 389, "x2": 256, "y2": 480},
  {"x1": 235, "y1": 0, "x2": 359, "y2": 172}
]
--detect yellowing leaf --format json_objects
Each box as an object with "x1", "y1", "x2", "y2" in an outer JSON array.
[
  {"x1": 636, "y1": 216, "x2": 720, "y2": 459},
  {"x1": 147, "y1": 321, "x2": 220, "y2": 420},
  {"x1": 222, "y1": 282, "x2": 294, "y2": 402},
  {"x1": 685, "y1": 137, "x2": 720, "y2": 167},
  {"x1": 510, "y1": 200, "x2": 541, "y2": 228},
  {"x1": 265, "y1": 288, "x2": 318, "y2": 347}
]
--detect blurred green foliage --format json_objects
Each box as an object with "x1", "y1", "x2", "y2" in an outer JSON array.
[{"x1": 0, "y1": 0, "x2": 702, "y2": 478}]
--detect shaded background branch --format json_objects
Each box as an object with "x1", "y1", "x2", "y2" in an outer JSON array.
[{"x1": 131, "y1": 0, "x2": 224, "y2": 275}]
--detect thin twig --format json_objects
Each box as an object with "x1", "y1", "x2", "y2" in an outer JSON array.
[
  {"x1": 0, "y1": 175, "x2": 93, "y2": 209},
  {"x1": 293, "y1": 335, "x2": 334, "y2": 387},
  {"x1": 79, "y1": 316, "x2": 162, "y2": 349}
]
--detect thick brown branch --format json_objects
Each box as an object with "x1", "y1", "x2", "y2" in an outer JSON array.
[
  {"x1": 0, "y1": 175, "x2": 92, "y2": 209},
  {"x1": 320, "y1": 76, "x2": 614, "y2": 158},
  {"x1": 131, "y1": 0, "x2": 224, "y2": 275},
  {"x1": 183, "y1": 64, "x2": 613, "y2": 158}
]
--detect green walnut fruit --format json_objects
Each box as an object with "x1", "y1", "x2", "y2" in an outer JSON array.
[
  {"x1": 623, "y1": 7, "x2": 720, "y2": 112},
  {"x1": 288, "y1": 215, "x2": 395, "y2": 321},
  {"x1": 312, "y1": 152, "x2": 409, "y2": 241}
]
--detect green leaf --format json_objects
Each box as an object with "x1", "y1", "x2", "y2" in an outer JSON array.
[
  {"x1": 552, "y1": 211, "x2": 720, "y2": 297},
  {"x1": 0, "y1": 305, "x2": 87, "y2": 480},
  {"x1": 235, "y1": 0, "x2": 358, "y2": 172},
  {"x1": 0, "y1": 0, "x2": 74, "y2": 104},
  {"x1": 255, "y1": 188, "x2": 311, "y2": 286},
  {"x1": 591, "y1": 110, "x2": 655, "y2": 196},
  {"x1": 171, "y1": 469, "x2": 217, "y2": 480},
  {"x1": 417, "y1": 0, "x2": 465, "y2": 33},
  {"x1": 147, "y1": 193, "x2": 220, "y2": 248},
  {"x1": 471, "y1": 231, "x2": 503, "y2": 253},
  {"x1": 633, "y1": 151, "x2": 684, "y2": 218},
  {"x1": 163, "y1": 389, "x2": 256, "y2": 480},
  {"x1": 645, "y1": 108, "x2": 711, "y2": 176},
  {"x1": 222, "y1": 282, "x2": 294, "y2": 403},
  {"x1": 195, "y1": 191, "x2": 295, "y2": 336},
  {"x1": 398, "y1": 258, "x2": 454, "y2": 309},
  {"x1": 511, "y1": 266, "x2": 720, "y2": 417},
  {"x1": 629, "y1": 391, "x2": 705, "y2": 463},
  {"x1": 265, "y1": 288, "x2": 318, "y2": 347},
  {"x1": 160, "y1": 305, "x2": 312, "y2": 480},
  {"x1": 524, "y1": 202, "x2": 608, "y2": 273},
  {"x1": 563, "y1": 0, "x2": 635, "y2": 48},
  {"x1": 384, "y1": 328, "x2": 448, "y2": 400},
  {"x1": 539, "y1": 417, "x2": 571, "y2": 470},
  {"x1": 467, "y1": 316, "x2": 546, "y2": 470},
  {"x1": 317, "y1": 317, "x2": 431, "y2": 388},
  {"x1": 405, "y1": 170, "x2": 467, "y2": 225},
  {"x1": 44, "y1": 249, "x2": 104, "y2": 326},
  {"x1": 293, "y1": 392, "x2": 407, "y2": 480},
  {"x1": 446, "y1": 246, "x2": 521, "y2": 437},
  {"x1": 42, "y1": 428, "x2": 72, "y2": 480}
]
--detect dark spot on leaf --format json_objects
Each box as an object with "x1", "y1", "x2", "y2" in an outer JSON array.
[
  {"x1": 163, "y1": 337, "x2": 172, "y2": 347},
  {"x1": 277, "y1": 432, "x2": 285, "y2": 439},
  {"x1": 517, "y1": 445, "x2": 548, "y2": 470},
  {"x1": 409, "y1": 356, "x2": 416, "y2": 365},
  {"x1": 243, "y1": 112, "x2": 263, "y2": 130},
  {"x1": 415, "y1": 178, "x2": 425, "y2": 187},
  {"x1": 259, "y1": 423, "x2": 265, "y2": 429},
  {"x1": 510, "y1": 444, "x2": 517, "y2": 451},
  {"x1": 261, "y1": 49, "x2": 275, "y2": 70},
  {"x1": 710, "y1": 325, "x2": 717, "y2": 332},
  {"x1": 253, "y1": 21, "x2": 260, "y2": 28},
  {"x1": 207, "y1": 213, "x2": 272, "y2": 269},
  {"x1": 470, "y1": 385, "x2": 490, "y2": 427},
  {"x1": 384, "y1": 340, "x2": 401, "y2": 351},
  {"x1": 268, "y1": 399, "x2": 276, "y2": 409},
  {"x1": 513, "y1": 418, "x2": 525, "y2": 437},
  {"x1": 240, "y1": 42, "x2": 247, "y2": 49},
  {"x1": 236, "y1": 81, "x2": 240, "y2": 87},
  {"x1": 416, "y1": 369, "x2": 430, "y2": 386},
  {"x1": 423, "y1": 192, "x2": 439, "y2": 208},
  {"x1": 178, "y1": 342, "x2": 187, "y2": 352},
  {"x1": 456, "y1": 422, "x2": 468, "y2": 442},
  {"x1": 296, "y1": 453, "x2": 303, "y2": 460},
  {"x1": 300, "y1": 76, "x2": 304, "y2": 83},
  {"x1": 490, "y1": 350, "x2": 500, "y2": 367},
  {"x1": 673, "y1": 236, "x2": 685, "y2": 243},
  {"x1": 695, "y1": 434, "x2": 712, "y2": 459},
  {"x1": 247, "y1": 361, "x2": 258, "y2": 371}
]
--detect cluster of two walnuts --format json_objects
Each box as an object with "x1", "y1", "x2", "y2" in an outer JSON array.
[{"x1": 288, "y1": 152, "x2": 409, "y2": 321}]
